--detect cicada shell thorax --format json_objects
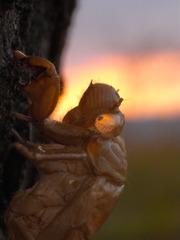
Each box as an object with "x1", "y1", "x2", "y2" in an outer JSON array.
[
  {"x1": 79, "y1": 82, "x2": 123, "y2": 115},
  {"x1": 62, "y1": 106, "x2": 82, "y2": 125}
]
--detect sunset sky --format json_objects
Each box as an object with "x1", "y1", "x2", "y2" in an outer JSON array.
[{"x1": 52, "y1": 0, "x2": 180, "y2": 121}]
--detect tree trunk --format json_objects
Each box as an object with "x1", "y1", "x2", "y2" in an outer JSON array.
[{"x1": 0, "y1": 0, "x2": 77, "y2": 238}]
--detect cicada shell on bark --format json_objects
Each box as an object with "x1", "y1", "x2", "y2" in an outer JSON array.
[{"x1": 5, "y1": 51, "x2": 127, "y2": 240}]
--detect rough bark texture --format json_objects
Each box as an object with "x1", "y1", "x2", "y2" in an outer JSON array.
[{"x1": 0, "y1": 0, "x2": 77, "y2": 238}]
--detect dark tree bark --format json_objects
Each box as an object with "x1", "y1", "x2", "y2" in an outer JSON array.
[{"x1": 0, "y1": 0, "x2": 77, "y2": 238}]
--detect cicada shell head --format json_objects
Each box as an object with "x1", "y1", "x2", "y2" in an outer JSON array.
[{"x1": 63, "y1": 82, "x2": 124, "y2": 129}]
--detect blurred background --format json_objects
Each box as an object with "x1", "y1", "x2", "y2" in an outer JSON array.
[{"x1": 53, "y1": 0, "x2": 180, "y2": 239}]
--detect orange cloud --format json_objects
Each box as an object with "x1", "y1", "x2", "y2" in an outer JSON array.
[{"x1": 51, "y1": 52, "x2": 180, "y2": 121}]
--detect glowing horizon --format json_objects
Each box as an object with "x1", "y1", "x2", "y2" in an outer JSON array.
[{"x1": 51, "y1": 51, "x2": 180, "y2": 121}]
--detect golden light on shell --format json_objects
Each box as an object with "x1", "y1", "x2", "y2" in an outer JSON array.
[
  {"x1": 50, "y1": 52, "x2": 180, "y2": 121},
  {"x1": 95, "y1": 113, "x2": 123, "y2": 136}
]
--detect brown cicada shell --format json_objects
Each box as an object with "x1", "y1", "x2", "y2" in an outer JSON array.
[{"x1": 5, "y1": 51, "x2": 127, "y2": 240}]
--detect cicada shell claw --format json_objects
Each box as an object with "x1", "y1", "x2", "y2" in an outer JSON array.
[{"x1": 13, "y1": 50, "x2": 61, "y2": 121}]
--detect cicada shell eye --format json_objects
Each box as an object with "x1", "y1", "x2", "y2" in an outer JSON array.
[
  {"x1": 94, "y1": 112, "x2": 125, "y2": 138},
  {"x1": 79, "y1": 82, "x2": 122, "y2": 117}
]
